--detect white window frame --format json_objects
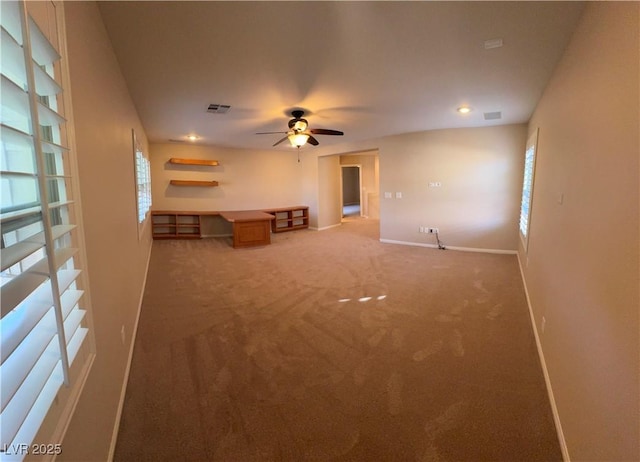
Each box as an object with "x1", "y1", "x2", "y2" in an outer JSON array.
[{"x1": 519, "y1": 128, "x2": 539, "y2": 251}]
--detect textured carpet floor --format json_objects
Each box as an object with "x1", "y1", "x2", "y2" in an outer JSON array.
[{"x1": 115, "y1": 218, "x2": 561, "y2": 461}]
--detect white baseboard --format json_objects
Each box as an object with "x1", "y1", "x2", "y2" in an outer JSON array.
[
  {"x1": 107, "y1": 241, "x2": 153, "y2": 461},
  {"x1": 516, "y1": 253, "x2": 570, "y2": 461},
  {"x1": 379, "y1": 238, "x2": 517, "y2": 255}
]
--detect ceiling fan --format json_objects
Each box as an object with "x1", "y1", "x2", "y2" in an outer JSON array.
[{"x1": 257, "y1": 110, "x2": 344, "y2": 148}]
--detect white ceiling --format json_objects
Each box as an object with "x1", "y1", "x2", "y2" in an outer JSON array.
[{"x1": 97, "y1": 1, "x2": 585, "y2": 151}]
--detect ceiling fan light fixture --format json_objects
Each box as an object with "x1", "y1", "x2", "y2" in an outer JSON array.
[
  {"x1": 288, "y1": 133, "x2": 309, "y2": 147},
  {"x1": 457, "y1": 106, "x2": 472, "y2": 114},
  {"x1": 258, "y1": 110, "x2": 343, "y2": 148}
]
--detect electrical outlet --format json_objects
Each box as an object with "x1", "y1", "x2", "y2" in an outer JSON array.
[
  {"x1": 428, "y1": 227, "x2": 439, "y2": 234},
  {"x1": 419, "y1": 226, "x2": 424, "y2": 233},
  {"x1": 121, "y1": 325, "x2": 126, "y2": 345}
]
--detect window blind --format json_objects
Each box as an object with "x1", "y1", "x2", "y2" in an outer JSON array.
[{"x1": 1, "y1": 2, "x2": 91, "y2": 459}]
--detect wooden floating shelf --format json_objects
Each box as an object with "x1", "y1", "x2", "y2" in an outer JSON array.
[
  {"x1": 169, "y1": 158, "x2": 219, "y2": 166},
  {"x1": 170, "y1": 180, "x2": 219, "y2": 187}
]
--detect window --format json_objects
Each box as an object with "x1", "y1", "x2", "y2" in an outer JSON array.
[
  {"x1": 1, "y1": 1, "x2": 92, "y2": 458},
  {"x1": 133, "y1": 130, "x2": 151, "y2": 225},
  {"x1": 519, "y1": 128, "x2": 539, "y2": 249}
]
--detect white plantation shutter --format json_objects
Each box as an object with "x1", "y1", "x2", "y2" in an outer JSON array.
[
  {"x1": 1, "y1": 1, "x2": 92, "y2": 459},
  {"x1": 519, "y1": 129, "x2": 538, "y2": 250},
  {"x1": 135, "y1": 143, "x2": 151, "y2": 224}
]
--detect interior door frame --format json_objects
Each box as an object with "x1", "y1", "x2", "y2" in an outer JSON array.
[{"x1": 340, "y1": 164, "x2": 363, "y2": 218}]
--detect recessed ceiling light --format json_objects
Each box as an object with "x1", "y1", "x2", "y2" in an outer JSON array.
[
  {"x1": 187, "y1": 134, "x2": 199, "y2": 141},
  {"x1": 457, "y1": 106, "x2": 472, "y2": 114}
]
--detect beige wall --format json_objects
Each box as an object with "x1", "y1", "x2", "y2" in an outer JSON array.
[
  {"x1": 317, "y1": 155, "x2": 343, "y2": 229},
  {"x1": 150, "y1": 143, "x2": 306, "y2": 211},
  {"x1": 298, "y1": 125, "x2": 525, "y2": 248},
  {"x1": 377, "y1": 125, "x2": 527, "y2": 251},
  {"x1": 59, "y1": 2, "x2": 153, "y2": 461},
  {"x1": 522, "y1": 2, "x2": 639, "y2": 460}
]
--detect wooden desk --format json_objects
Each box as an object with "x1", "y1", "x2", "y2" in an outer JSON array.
[{"x1": 220, "y1": 211, "x2": 274, "y2": 248}]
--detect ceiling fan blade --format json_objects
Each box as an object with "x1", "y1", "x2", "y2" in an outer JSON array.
[
  {"x1": 310, "y1": 128, "x2": 344, "y2": 136},
  {"x1": 307, "y1": 135, "x2": 319, "y2": 146},
  {"x1": 273, "y1": 136, "x2": 289, "y2": 147},
  {"x1": 256, "y1": 131, "x2": 287, "y2": 135}
]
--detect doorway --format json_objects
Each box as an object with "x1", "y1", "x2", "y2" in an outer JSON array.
[{"x1": 341, "y1": 165, "x2": 361, "y2": 218}]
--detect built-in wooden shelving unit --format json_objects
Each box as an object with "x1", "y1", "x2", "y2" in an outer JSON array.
[
  {"x1": 169, "y1": 180, "x2": 219, "y2": 187},
  {"x1": 152, "y1": 211, "x2": 202, "y2": 239},
  {"x1": 151, "y1": 206, "x2": 309, "y2": 240},
  {"x1": 263, "y1": 206, "x2": 309, "y2": 233},
  {"x1": 169, "y1": 158, "x2": 219, "y2": 166}
]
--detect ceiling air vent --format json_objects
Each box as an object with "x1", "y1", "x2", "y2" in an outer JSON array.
[
  {"x1": 484, "y1": 38, "x2": 503, "y2": 50},
  {"x1": 483, "y1": 111, "x2": 502, "y2": 120},
  {"x1": 207, "y1": 104, "x2": 231, "y2": 114}
]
